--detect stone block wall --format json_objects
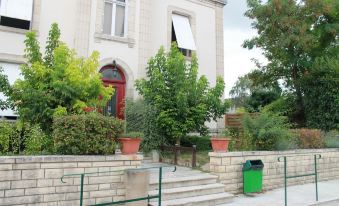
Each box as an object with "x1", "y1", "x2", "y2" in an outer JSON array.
[
  {"x1": 0, "y1": 154, "x2": 143, "y2": 206},
  {"x1": 209, "y1": 149, "x2": 339, "y2": 194}
]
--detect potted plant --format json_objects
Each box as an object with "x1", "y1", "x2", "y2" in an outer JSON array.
[
  {"x1": 211, "y1": 129, "x2": 231, "y2": 152},
  {"x1": 118, "y1": 132, "x2": 144, "y2": 155}
]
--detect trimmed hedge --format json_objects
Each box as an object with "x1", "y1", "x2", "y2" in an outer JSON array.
[
  {"x1": 181, "y1": 135, "x2": 211, "y2": 151},
  {"x1": 53, "y1": 113, "x2": 123, "y2": 155}
]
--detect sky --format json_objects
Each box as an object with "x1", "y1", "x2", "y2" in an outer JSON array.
[{"x1": 223, "y1": 0, "x2": 266, "y2": 97}]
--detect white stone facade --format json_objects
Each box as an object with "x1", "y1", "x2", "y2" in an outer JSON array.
[{"x1": 0, "y1": 0, "x2": 226, "y2": 130}]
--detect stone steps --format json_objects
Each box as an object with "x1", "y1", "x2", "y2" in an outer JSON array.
[
  {"x1": 147, "y1": 164, "x2": 234, "y2": 206},
  {"x1": 149, "y1": 183, "x2": 226, "y2": 201},
  {"x1": 150, "y1": 193, "x2": 234, "y2": 206},
  {"x1": 149, "y1": 174, "x2": 219, "y2": 190}
]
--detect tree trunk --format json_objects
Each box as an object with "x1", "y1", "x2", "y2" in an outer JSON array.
[{"x1": 292, "y1": 66, "x2": 306, "y2": 127}]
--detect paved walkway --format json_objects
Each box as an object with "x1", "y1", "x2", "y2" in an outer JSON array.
[{"x1": 221, "y1": 179, "x2": 339, "y2": 206}]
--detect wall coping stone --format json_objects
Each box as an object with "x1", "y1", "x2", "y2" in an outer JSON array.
[
  {"x1": 209, "y1": 148, "x2": 339, "y2": 157},
  {"x1": 0, "y1": 154, "x2": 143, "y2": 164}
]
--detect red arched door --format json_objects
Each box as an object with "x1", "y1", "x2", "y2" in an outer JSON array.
[{"x1": 100, "y1": 65, "x2": 126, "y2": 119}]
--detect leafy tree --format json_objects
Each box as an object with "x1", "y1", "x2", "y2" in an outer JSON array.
[
  {"x1": 244, "y1": 0, "x2": 339, "y2": 126},
  {"x1": 0, "y1": 23, "x2": 113, "y2": 132},
  {"x1": 229, "y1": 75, "x2": 252, "y2": 107},
  {"x1": 230, "y1": 74, "x2": 281, "y2": 112},
  {"x1": 136, "y1": 44, "x2": 229, "y2": 143}
]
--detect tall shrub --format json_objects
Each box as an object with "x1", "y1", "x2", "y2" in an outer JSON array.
[
  {"x1": 0, "y1": 121, "x2": 48, "y2": 155},
  {"x1": 242, "y1": 112, "x2": 292, "y2": 150},
  {"x1": 136, "y1": 44, "x2": 229, "y2": 143},
  {"x1": 303, "y1": 54, "x2": 339, "y2": 131},
  {"x1": 124, "y1": 99, "x2": 166, "y2": 152}
]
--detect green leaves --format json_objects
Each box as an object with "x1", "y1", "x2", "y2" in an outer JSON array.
[
  {"x1": 53, "y1": 113, "x2": 123, "y2": 155},
  {"x1": 44, "y1": 23, "x2": 61, "y2": 68},
  {"x1": 242, "y1": 112, "x2": 292, "y2": 150},
  {"x1": 244, "y1": 0, "x2": 339, "y2": 128},
  {"x1": 0, "y1": 23, "x2": 113, "y2": 132},
  {"x1": 24, "y1": 32, "x2": 42, "y2": 64},
  {"x1": 136, "y1": 44, "x2": 229, "y2": 142}
]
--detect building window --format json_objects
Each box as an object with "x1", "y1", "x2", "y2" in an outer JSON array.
[
  {"x1": 103, "y1": 0, "x2": 127, "y2": 37},
  {"x1": 171, "y1": 14, "x2": 196, "y2": 58},
  {"x1": 0, "y1": 0, "x2": 33, "y2": 30}
]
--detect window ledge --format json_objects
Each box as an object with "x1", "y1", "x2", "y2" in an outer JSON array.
[
  {"x1": 94, "y1": 33, "x2": 135, "y2": 48},
  {"x1": 0, "y1": 25, "x2": 30, "y2": 34}
]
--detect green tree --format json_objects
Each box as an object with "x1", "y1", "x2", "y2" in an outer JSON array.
[
  {"x1": 244, "y1": 0, "x2": 339, "y2": 126},
  {"x1": 0, "y1": 23, "x2": 113, "y2": 132},
  {"x1": 135, "y1": 44, "x2": 230, "y2": 143},
  {"x1": 229, "y1": 75, "x2": 252, "y2": 107},
  {"x1": 230, "y1": 74, "x2": 281, "y2": 112}
]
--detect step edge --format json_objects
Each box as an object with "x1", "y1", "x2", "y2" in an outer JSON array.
[{"x1": 148, "y1": 183, "x2": 225, "y2": 195}]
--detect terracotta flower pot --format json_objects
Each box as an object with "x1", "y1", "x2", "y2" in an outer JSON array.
[
  {"x1": 83, "y1": 107, "x2": 94, "y2": 113},
  {"x1": 211, "y1": 137, "x2": 231, "y2": 152},
  {"x1": 118, "y1": 138, "x2": 142, "y2": 155}
]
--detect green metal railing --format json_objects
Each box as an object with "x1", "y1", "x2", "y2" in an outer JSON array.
[
  {"x1": 60, "y1": 166, "x2": 176, "y2": 206},
  {"x1": 278, "y1": 154, "x2": 321, "y2": 206}
]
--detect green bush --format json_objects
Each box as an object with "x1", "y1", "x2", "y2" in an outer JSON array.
[
  {"x1": 324, "y1": 130, "x2": 339, "y2": 148},
  {"x1": 53, "y1": 113, "x2": 123, "y2": 155},
  {"x1": 0, "y1": 121, "x2": 49, "y2": 155},
  {"x1": 242, "y1": 112, "x2": 292, "y2": 150},
  {"x1": 0, "y1": 121, "x2": 12, "y2": 154},
  {"x1": 125, "y1": 99, "x2": 146, "y2": 133},
  {"x1": 294, "y1": 128, "x2": 324, "y2": 149},
  {"x1": 124, "y1": 99, "x2": 166, "y2": 153},
  {"x1": 181, "y1": 135, "x2": 211, "y2": 151},
  {"x1": 24, "y1": 125, "x2": 48, "y2": 155}
]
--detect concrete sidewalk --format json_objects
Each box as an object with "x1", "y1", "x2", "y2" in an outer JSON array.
[{"x1": 220, "y1": 179, "x2": 339, "y2": 206}]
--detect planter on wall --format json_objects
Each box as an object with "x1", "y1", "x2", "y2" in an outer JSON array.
[
  {"x1": 211, "y1": 137, "x2": 231, "y2": 152},
  {"x1": 118, "y1": 138, "x2": 142, "y2": 155}
]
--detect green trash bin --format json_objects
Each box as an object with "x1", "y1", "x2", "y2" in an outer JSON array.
[{"x1": 243, "y1": 160, "x2": 264, "y2": 194}]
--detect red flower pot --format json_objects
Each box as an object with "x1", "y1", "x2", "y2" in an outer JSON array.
[
  {"x1": 83, "y1": 107, "x2": 94, "y2": 113},
  {"x1": 118, "y1": 138, "x2": 142, "y2": 155},
  {"x1": 211, "y1": 137, "x2": 231, "y2": 152}
]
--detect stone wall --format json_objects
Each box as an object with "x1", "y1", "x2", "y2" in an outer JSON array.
[
  {"x1": 209, "y1": 149, "x2": 339, "y2": 194},
  {"x1": 0, "y1": 154, "x2": 143, "y2": 206}
]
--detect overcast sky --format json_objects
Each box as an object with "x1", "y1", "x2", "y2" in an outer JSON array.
[{"x1": 223, "y1": 0, "x2": 266, "y2": 97}]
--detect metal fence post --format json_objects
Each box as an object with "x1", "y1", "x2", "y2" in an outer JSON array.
[
  {"x1": 174, "y1": 144, "x2": 179, "y2": 165},
  {"x1": 80, "y1": 174, "x2": 85, "y2": 206},
  {"x1": 283, "y1": 157, "x2": 287, "y2": 206},
  {"x1": 314, "y1": 154, "x2": 321, "y2": 201},
  {"x1": 158, "y1": 167, "x2": 162, "y2": 206},
  {"x1": 192, "y1": 145, "x2": 197, "y2": 168},
  {"x1": 278, "y1": 156, "x2": 287, "y2": 206}
]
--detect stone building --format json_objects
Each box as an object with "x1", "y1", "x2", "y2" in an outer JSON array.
[{"x1": 0, "y1": 0, "x2": 226, "y2": 129}]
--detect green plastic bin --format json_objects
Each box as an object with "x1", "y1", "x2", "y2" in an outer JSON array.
[{"x1": 243, "y1": 160, "x2": 264, "y2": 194}]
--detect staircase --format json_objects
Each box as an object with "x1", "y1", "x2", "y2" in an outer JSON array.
[{"x1": 143, "y1": 163, "x2": 234, "y2": 206}]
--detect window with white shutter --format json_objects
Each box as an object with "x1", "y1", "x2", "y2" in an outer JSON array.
[{"x1": 0, "y1": 0, "x2": 33, "y2": 30}]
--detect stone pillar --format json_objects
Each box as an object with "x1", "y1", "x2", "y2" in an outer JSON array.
[{"x1": 124, "y1": 169, "x2": 150, "y2": 206}]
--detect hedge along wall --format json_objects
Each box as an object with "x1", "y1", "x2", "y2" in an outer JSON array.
[
  {"x1": 209, "y1": 149, "x2": 339, "y2": 194},
  {"x1": 0, "y1": 155, "x2": 143, "y2": 206}
]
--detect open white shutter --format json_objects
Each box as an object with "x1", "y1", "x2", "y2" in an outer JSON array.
[
  {"x1": 0, "y1": 0, "x2": 33, "y2": 21},
  {"x1": 172, "y1": 14, "x2": 196, "y2": 51}
]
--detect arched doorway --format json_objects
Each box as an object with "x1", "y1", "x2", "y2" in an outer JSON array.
[{"x1": 100, "y1": 63, "x2": 126, "y2": 119}]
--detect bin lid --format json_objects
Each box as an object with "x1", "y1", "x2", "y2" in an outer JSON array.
[{"x1": 243, "y1": 160, "x2": 264, "y2": 171}]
